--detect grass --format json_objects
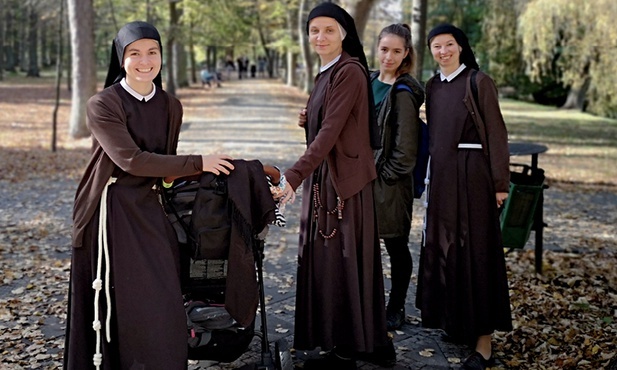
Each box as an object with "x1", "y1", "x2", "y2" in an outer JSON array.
[{"x1": 500, "y1": 99, "x2": 617, "y2": 185}]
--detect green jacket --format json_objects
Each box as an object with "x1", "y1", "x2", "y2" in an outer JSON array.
[{"x1": 371, "y1": 72, "x2": 425, "y2": 238}]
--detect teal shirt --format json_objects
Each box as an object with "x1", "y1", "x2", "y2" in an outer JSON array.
[{"x1": 372, "y1": 78, "x2": 392, "y2": 114}]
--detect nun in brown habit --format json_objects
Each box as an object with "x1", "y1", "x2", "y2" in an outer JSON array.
[
  {"x1": 416, "y1": 23, "x2": 512, "y2": 370},
  {"x1": 64, "y1": 21, "x2": 232, "y2": 370},
  {"x1": 280, "y1": 2, "x2": 395, "y2": 368}
]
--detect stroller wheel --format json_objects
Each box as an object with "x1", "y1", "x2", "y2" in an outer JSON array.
[{"x1": 274, "y1": 338, "x2": 293, "y2": 370}]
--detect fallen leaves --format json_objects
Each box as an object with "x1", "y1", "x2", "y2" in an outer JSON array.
[
  {"x1": 419, "y1": 348, "x2": 435, "y2": 357},
  {"x1": 497, "y1": 247, "x2": 617, "y2": 369}
]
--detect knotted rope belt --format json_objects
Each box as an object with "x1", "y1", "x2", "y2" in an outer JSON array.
[{"x1": 92, "y1": 176, "x2": 116, "y2": 369}]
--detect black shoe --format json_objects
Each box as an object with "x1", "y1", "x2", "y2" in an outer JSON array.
[
  {"x1": 459, "y1": 351, "x2": 495, "y2": 370},
  {"x1": 386, "y1": 307, "x2": 405, "y2": 330},
  {"x1": 357, "y1": 340, "x2": 396, "y2": 368},
  {"x1": 303, "y1": 351, "x2": 357, "y2": 370},
  {"x1": 441, "y1": 332, "x2": 468, "y2": 345}
]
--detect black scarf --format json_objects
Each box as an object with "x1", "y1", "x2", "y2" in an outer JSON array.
[{"x1": 104, "y1": 21, "x2": 163, "y2": 89}]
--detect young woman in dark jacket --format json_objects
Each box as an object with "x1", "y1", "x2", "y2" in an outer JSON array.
[{"x1": 371, "y1": 23, "x2": 425, "y2": 331}]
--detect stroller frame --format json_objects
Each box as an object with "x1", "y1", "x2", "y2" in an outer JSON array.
[
  {"x1": 247, "y1": 231, "x2": 293, "y2": 370},
  {"x1": 163, "y1": 177, "x2": 292, "y2": 370}
]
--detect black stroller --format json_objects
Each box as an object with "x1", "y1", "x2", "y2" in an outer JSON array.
[{"x1": 162, "y1": 160, "x2": 292, "y2": 370}]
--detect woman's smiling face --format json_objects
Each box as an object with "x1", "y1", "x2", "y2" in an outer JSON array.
[
  {"x1": 122, "y1": 38, "x2": 161, "y2": 89},
  {"x1": 308, "y1": 16, "x2": 344, "y2": 65},
  {"x1": 430, "y1": 33, "x2": 461, "y2": 72}
]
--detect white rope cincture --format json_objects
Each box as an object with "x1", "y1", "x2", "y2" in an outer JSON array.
[
  {"x1": 92, "y1": 176, "x2": 116, "y2": 369},
  {"x1": 421, "y1": 157, "x2": 431, "y2": 247}
]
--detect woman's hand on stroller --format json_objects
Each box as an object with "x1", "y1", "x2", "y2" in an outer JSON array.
[{"x1": 202, "y1": 154, "x2": 234, "y2": 175}]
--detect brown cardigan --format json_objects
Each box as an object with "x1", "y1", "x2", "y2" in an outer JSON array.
[
  {"x1": 71, "y1": 84, "x2": 203, "y2": 248},
  {"x1": 284, "y1": 52, "x2": 377, "y2": 200}
]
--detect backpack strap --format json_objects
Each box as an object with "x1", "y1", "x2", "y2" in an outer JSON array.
[
  {"x1": 468, "y1": 69, "x2": 494, "y2": 181},
  {"x1": 470, "y1": 69, "x2": 479, "y2": 109},
  {"x1": 322, "y1": 57, "x2": 381, "y2": 149},
  {"x1": 395, "y1": 83, "x2": 420, "y2": 108},
  {"x1": 395, "y1": 83, "x2": 412, "y2": 93}
]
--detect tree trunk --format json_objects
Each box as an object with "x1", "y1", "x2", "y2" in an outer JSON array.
[
  {"x1": 6, "y1": 1, "x2": 19, "y2": 72},
  {"x1": 52, "y1": 0, "x2": 65, "y2": 152},
  {"x1": 561, "y1": 77, "x2": 590, "y2": 111},
  {"x1": 352, "y1": 0, "x2": 378, "y2": 39},
  {"x1": 298, "y1": 0, "x2": 314, "y2": 92},
  {"x1": 106, "y1": 0, "x2": 119, "y2": 32},
  {"x1": 287, "y1": 50, "x2": 297, "y2": 87},
  {"x1": 188, "y1": 21, "x2": 197, "y2": 84},
  {"x1": 166, "y1": 0, "x2": 179, "y2": 96},
  {"x1": 411, "y1": 0, "x2": 427, "y2": 81},
  {"x1": 26, "y1": 4, "x2": 39, "y2": 77},
  {"x1": 66, "y1": 30, "x2": 71, "y2": 91},
  {"x1": 175, "y1": 42, "x2": 189, "y2": 87},
  {"x1": 67, "y1": 0, "x2": 96, "y2": 139},
  {"x1": 0, "y1": 3, "x2": 5, "y2": 80},
  {"x1": 41, "y1": 20, "x2": 50, "y2": 67},
  {"x1": 19, "y1": 10, "x2": 27, "y2": 72}
]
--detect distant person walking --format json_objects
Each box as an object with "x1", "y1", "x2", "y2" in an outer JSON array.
[
  {"x1": 415, "y1": 23, "x2": 512, "y2": 370},
  {"x1": 237, "y1": 56, "x2": 244, "y2": 79},
  {"x1": 225, "y1": 55, "x2": 235, "y2": 80},
  {"x1": 280, "y1": 2, "x2": 394, "y2": 368},
  {"x1": 371, "y1": 23, "x2": 424, "y2": 331}
]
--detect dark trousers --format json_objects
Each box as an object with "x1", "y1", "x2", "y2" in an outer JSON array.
[{"x1": 384, "y1": 235, "x2": 413, "y2": 311}]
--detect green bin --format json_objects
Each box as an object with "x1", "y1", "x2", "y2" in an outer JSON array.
[{"x1": 500, "y1": 164, "x2": 545, "y2": 249}]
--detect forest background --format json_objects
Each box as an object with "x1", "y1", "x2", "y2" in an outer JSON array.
[
  {"x1": 1, "y1": 0, "x2": 617, "y2": 138},
  {"x1": 0, "y1": 0, "x2": 616, "y2": 369}
]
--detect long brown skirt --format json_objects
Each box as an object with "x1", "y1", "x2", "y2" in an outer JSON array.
[
  {"x1": 293, "y1": 163, "x2": 388, "y2": 353},
  {"x1": 64, "y1": 179, "x2": 187, "y2": 370}
]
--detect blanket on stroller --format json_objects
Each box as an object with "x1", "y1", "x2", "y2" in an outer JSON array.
[
  {"x1": 223, "y1": 160, "x2": 277, "y2": 327},
  {"x1": 165, "y1": 159, "x2": 277, "y2": 327}
]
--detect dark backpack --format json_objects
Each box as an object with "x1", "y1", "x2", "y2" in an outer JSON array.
[
  {"x1": 396, "y1": 83, "x2": 429, "y2": 198},
  {"x1": 162, "y1": 173, "x2": 231, "y2": 260}
]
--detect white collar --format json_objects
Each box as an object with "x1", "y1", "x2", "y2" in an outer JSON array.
[
  {"x1": 320, "y1": 54, "x2": 342, "y2": 73},
  {"x1": 120, "y1": 78, "x2": 156, "y2": 102},
  {"x1": 440, "y1": 63, "x2": 467, "y2": 82}
]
